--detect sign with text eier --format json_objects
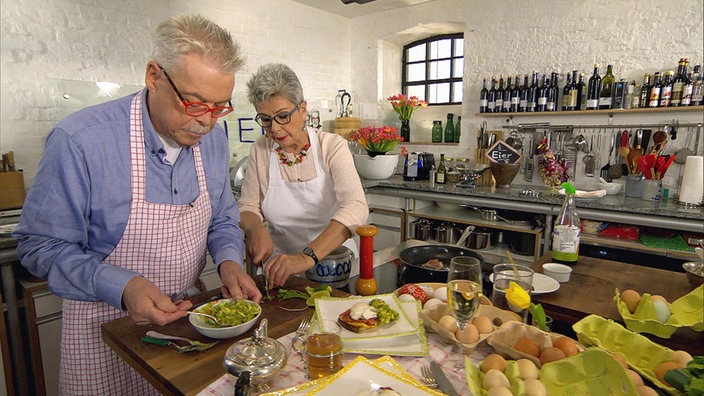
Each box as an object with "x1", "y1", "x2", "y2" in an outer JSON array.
[{"x1": 485, "y1": 140, "x2": 523, "y2": 165}]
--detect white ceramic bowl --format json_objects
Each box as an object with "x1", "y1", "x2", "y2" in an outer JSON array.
[
  {"x1": 542, "y1": 263, "x2": 573, "y2": 283},
  {"x1": 353, "y1": 153, "x2": 399, "y2": 180},
  {"x1": 599, "y1": 182, "x2": 623, "y2": 195},
  {"x1": 189, "y1": 299, "x2": 261, "y2": 339}
]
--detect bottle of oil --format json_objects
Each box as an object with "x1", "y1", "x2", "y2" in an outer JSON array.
[{"x1": 552, "y1": 182, "x2": 580, "y2": 265}]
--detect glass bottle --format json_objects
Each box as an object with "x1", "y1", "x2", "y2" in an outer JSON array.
[
  {"x1": 454, "y1": 116, "x2": 462, "y2": 143},
  {"x1": 444, "y1": 113, "x2": 455, "y2": 143},
  {"x1": 431, "y1": 120, "x2": 443, "y2": 143},
  {"x1": 479, "y1": 78, "x2": 489, "y2": 113},
  {"x1": 537, "y1": 74, "x2": 549, "y2": 112},
  {"x1": 511, "y1": 75, "x2": 521, "y2": 112},
  {"x1": 551, "y1": 182, "x2": 580, "y2": 265},
  {"x1": 586, "y1": 64, "x2": 601, "y2": 110},
  {"x1": 659, "y1": 70, "x2": 674, "y2": 107},
  {"x1": 562, "y1": 72, "x2": 572, "y2": 111},
  {"x1": 527, "y1": 71, "x2": 539, "y2": 112},
  {"x1": 598, "y1": 64, "x2": 615, "y2": 109},
  {"x1": 649, "y1": 72, "x2": 662, "y2": 107},
  {"x1": 681, "y1": 61, "x2": 694, "y2": 106},
  {"x1": 436, "y1": 154, "x2": 447, "y2": 184},
  {"x1": 488, "y1": 78, "x2": 497, "y2": 113},
  {"x1": 576, "y1": 72, "x2": 587, "y2": 110},
  {"x1": 502, "y1": 77, "x2": 512, "y2": 113},
  {"x1": 547, "y1": 72, "x2": 559, "y2": 111},
  {"x1": 691, "y1": 65, "x2": 703, "y2": 106},
  {"x1": 495, "y1": 75, "x2": 505, "y2": 113},
  {"x1": 671, "y1": 58, "x2": 686, "y2": 107},
  {"x1": 639, "y1": 73, "x2": 651, "y2": 108},
  {"x1": 519, "y1": 74, "x2": 530, "y2": 112}
]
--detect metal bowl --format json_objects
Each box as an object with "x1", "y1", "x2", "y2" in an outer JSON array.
[{"x1": 682, "y1": 261, "x2": 704, "y2": 289}]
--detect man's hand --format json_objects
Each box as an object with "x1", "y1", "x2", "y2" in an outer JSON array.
[
  {"x1": 219, "y1": 260, "x2": 262, "y2": 303},
  {"x1": 122, "y1": 276, "x2": 192, "y2": 326}
]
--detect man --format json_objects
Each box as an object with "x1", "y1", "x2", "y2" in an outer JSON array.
[{"x1": 13, "y1": 14, "x2": 259, "y2": 395}]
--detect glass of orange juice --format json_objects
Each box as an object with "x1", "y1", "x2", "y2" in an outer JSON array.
[{"x1": 294, "y1": 319, "x2": 343, "y2": 379}]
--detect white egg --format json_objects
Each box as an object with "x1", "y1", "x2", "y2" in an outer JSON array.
[
  {"x1": 653, "y1": 300, "x2": 671, "y2": 323},
  {"x1": 423, "y1": 298, "x2": 443, "y2": 310},
  {"x1": 397, "y1": 293, "x2": 417, "y2": 303},
  {"x1": 433, "y1": 286, "x2": 448, "y2": 302}
]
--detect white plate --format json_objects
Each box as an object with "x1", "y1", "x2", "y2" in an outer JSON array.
[
  {"x1": 314, "y1": 294, "x2": 418, "y2": 341},
  {"x1": 308, "y1": 355, "x2": 441, "y2": 395},
  {"x1": 489, "y1": 273, "x2": 560, "y2": 295}
]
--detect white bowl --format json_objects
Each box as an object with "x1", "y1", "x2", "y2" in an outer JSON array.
[
  {"x1": 353, "y1": 153, "x2": 399, "y2": 180},
  {"x1": 189, "y1": 299, "x2": 261, "y2": 339},
  {"x1": 599, "y1": 182, "x2": 623, "y2": 195},
  {"x1": 542, "y1": 263, "x2": 573, "y2": 283}
]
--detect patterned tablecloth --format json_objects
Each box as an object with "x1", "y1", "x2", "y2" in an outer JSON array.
[{"x1": 197, "y1": 331, "x2": 491, "y2": 395}]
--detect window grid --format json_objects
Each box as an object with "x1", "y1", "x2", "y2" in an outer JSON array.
[{"x1": 402, "y1": 33, "x2": 464, "y2": 106}]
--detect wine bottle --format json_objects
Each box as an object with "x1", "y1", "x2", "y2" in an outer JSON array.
[
  {"x1": 444, "y1": 113, "x2": 455, "y2": 143},
  {"x1": 519, "y1": 74, "x2": 529, "y2": 112},
  {"x1": 690, "y1": 65, "x2": 702, "y2": 106},
  {"x1": 527, "y1": 71, "x2": 539, "y2": 112},
  {"x1": 488, "y1": 78, "x2": 497, "y2": 113},
  {"x1": 671, "y1": 58, "x2": 686, "y2": 107},
  {"x1": 639, "y1": 73, "x2": 651, "y2": 108},
  {"x1": 454, "y1": 116, "x2": 462, "y2": 143},
  {"x1": 681, "y1": 59, "x2": 692, "y2": 106},
  {"x1": 576, "y1": 72, "x2": 587, "y2": 110},
  {"x1": 660, "y1": 70, "x2": 674, "y2": 107},
  {"x1": 537, "y1": 74, "x2": 549, "y2": 112},
  {"x1": 495, "y1": 75, "x2": 504, "y2": 113},
  {"x1": 502, "y1": 77, "x2": 512, "y2": 113},
  {"x1": 586, "y1": 64, "x2": 601, "y2": 110},
  {"x1": 551, "y1": 182, "x2": 580, "y2": 265},
  {"x1": 431, "y1": 120, "x2": 442, "y2": 143},
  {"x1": 568, "y1": 70, "x2": 579, "y2": 110},
  {"x1": 436, "y1": 154, "x2": 447, "y2": 184},
  {"x1": 630, "y1": 81, "x2": 641, "y2": 109},
  {"x1": 648, "y1": 72, "x2": 662, "y2": 107},
  {"x1": 598, "y1": 64, "x2": 615, "y2": 109},
  {"x1": 479, "y1": 78, "x2": 489, "y2": 113},
  {"x1": 547, "y1": 72, "x2": 559, "y2": 111},
  {"x1": 562, "y1": 72, "x2": 572, "y2": 111},
  {"x1": 511, "y1": 74, "x2": 521, "y2": 112}
]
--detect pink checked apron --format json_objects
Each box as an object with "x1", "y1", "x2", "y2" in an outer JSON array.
[
  {"x1": 59, "y1": 93, "x2": 212, "y2": 395},
  {"x1": 262, "y1": 127, "x2": 357, "y2": 257}
]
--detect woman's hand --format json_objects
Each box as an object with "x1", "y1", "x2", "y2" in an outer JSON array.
[
  {"x1": 265, "y1": 253, "x2": 314, "y2": 288},
  {"x1": 219, "y1": 261, "x2": 262, "y2": 303},
  {"x1": 245, "y1": 224, "x2": 274, "y2": 267}
]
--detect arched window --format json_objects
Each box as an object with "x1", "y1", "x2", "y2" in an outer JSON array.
[{"x1": 402, "y1": 33, "x2": 464, "y2": 105}]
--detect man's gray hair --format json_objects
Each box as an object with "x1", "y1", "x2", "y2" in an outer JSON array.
[
  {"x1": 153, "y1": 14, "x2": 245, "y2": 73},
  {"x1": 246, "y1": 63, "x2": 304, "y2": 107}
]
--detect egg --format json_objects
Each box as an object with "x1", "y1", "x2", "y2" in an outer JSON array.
[
  {"x1": 552, "y1": 336, "x2": 579, "y2": 357},
  {"x1": 655, "y1": 361, "x2": 679, "y2": 385},
  {"x1": 670, "y1": 350, "x2": 693, "y2": 368},
  {"x1": 456, "y1": 323, "x2": 479, "y2": 344},
  {"x1": 635, "y1": 385, "x2": 659, "y2": 396},
  {"x1": 481, "y1": 353, "x2": 507, "y2": 373},
  {"x1": 397, "y1": 293, "x2": 416, "y2": 303},
  {"x1": 423, "y1": 298, "x2": 443, "y2": 310},
  {"x1": 513, "y1": 337, "x2": 540, "y2": 358},
  {"x1": 653, "y1": 300, "x2": 671, "y2": 323},
  {"x1": 612, "y1": 352, "x2": 629, "y2": 369},
  {"x1": 472, "y1": 315, "x2": 494, "y2": 334},
  {"x1": 650, "y1": 294, "x2": 668, "y2": 303},
  {"x1": 539, "y1": 347, "x2": 566, "y2": 365},
  {"x1": 626, "y1": 369, "x2": 644, "y2": 386},
  {"x1": 487, "y1": 387, "x2": 512, "y2": 396},
  {"x1": 516, "y1": 358, "x2": 540, "y2": 379},
  {"x1": 433, "y1": 286, "x2": 448, "y2": 302},
  {"x1": 482, "y1": 369, "x2": 510, "y2": 389},
  {"x1": 524, "y1": 378, "x2": 547, "y2": 396},
  {"x1": 438, "y1": 315, "x2": 458, "y2": 333},
  {"x1": 620, "y1": 289, "x2": 641, "y2": 313}
]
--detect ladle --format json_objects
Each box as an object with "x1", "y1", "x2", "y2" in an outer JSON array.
[
  {"x1": 574, "y1": 133, "x2": 589, "y2": 153},
  {"x1": 455, "y1": 225, "x2": 475, "y2": 247}
]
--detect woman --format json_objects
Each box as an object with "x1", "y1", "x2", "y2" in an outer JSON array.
[{"x1": 239, "y1": 63, "x2": 368, "y2": 288}]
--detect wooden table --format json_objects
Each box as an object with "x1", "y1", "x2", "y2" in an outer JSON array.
[
  {"x1": 530, "y1": 253, "x2": 703, "y2": 356},
  {"x1": 101, "y1": 277, "x2": 345, "y2": 396}
]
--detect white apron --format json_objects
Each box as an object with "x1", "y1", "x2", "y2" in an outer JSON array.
[
  {"x1": 261, "y1": 127, "x2": 357, "y2": 258},
  {"x1": 59, "y1": 93, "x2": 212, "y2": 395}
]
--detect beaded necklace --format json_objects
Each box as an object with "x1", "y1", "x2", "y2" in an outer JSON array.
[{"x1": 275, "y1": 143, "x2": 311, "y2": 166}]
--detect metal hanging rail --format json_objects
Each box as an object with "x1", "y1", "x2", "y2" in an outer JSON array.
[{"x1": 503, "y1": 121, "x2": 702, "y2": 130}]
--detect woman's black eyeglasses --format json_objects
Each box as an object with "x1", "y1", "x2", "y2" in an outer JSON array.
[
  {"x1": 254, "y1": 102, "x2": 302, "y2": 127},
  {"x1": 159, "y1": 66, "x2": 233, "y2": 118}
]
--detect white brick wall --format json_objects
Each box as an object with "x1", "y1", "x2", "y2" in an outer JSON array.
[{"x1": 1, "y1": 0, "x2": 703, "y2": 191}]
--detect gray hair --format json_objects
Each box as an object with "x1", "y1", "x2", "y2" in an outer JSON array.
[
  {"x1": 153, "y1": 14, "x2": 245, "y2": 73},
  {"x1": 246, "y1": 63, "x2": 304, "y2": 107}
]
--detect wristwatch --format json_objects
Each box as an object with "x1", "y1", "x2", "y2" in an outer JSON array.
[{"x1": 302, "y1": 247, "x2": 319, "y2": 265}]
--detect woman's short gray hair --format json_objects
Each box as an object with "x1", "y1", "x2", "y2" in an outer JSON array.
[
  {"x1": 153, "y1": 14, "x2": 245, "y2": 73},
  {"x1": 246, "y1": 63, "x2": 304, "y2": 107}
]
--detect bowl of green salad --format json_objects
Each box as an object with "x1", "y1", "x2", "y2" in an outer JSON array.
[{"x1": 189, "y1": 298, "x2": 262, "y2": 339}]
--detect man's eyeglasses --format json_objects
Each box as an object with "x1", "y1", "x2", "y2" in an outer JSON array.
[
  {"x1": 254, "y1": 102, "x2": 302, "y2": 127},
  {"x1": 159, "y1": 66, "x2": 233, "y2": 118}
]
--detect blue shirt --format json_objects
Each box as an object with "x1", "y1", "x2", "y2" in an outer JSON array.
[{"x1": 13, "y1": 90, "x2": 245, "y2": 309}]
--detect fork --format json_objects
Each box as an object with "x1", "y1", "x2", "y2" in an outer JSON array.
[
  {"x1": 145, "y1": 331, "x2": 219, "y2": 350},
  {"x1": 295, "y1": 316, "x2": 311, "y2": 339},
  {"x1": 420, "y1": 365, "x2": 438, "y2": 389}
]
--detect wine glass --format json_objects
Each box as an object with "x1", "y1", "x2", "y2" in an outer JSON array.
[{"x1": 443, "y1": 255, "x2": 483, "y2": 377}]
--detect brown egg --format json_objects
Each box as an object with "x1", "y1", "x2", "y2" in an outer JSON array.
[
  {"x1": 539, "y1": 347, "x2": 566, "y2": 365},
  {"x1": 438, "y1": 315, "x2": 458, "y2": 333},
  {"x1": 627, "y1": 369, "x2": 644, "y2": 386},
  {"x1": 482, "y1": 369, "x2": 510, "y2": 389},
  {"x1": 457, "y1": 323, "x2": 479, "y2": 344},
  {"x1": 650, "y1": 295, "x2": 668, "y2": 303},
  {"x1": 612, "y1": 352, "x2": 629, "y2": 369},
  {"x1": 655, "y1": 361, "x2": 679, "y2": 385},
  {"x1": 523, "y1": 378, "x2": 547, "y2": 396},
  {"x1": 620, "y1": 289, "x2": 641, "y2": 313},
  {"x1": 487, "y1": 387, "x2": 512, "y2": 396},
  {"x1": 552, "y1": 336, "x2": 579, "y2": 357},
  {"x1": 670, "y1": 350, "x2": 693, "y2": 368},
  {"x1": 481, "y1": 353, "x2": 507, "y2": 373},
  {"x1": 513, "y1": 337, "x2": 540, "y2": 358},
  {"x1": 516, "y1": 358, "x2": 540, "y2": 379},
  {"x1": 635, "y1": 385, "x2": 658, "y2": 396},
  {"x1": 472, "y1": 315, "x2": 494, "y2": 334}
]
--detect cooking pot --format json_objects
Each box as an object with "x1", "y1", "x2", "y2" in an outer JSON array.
[
  {"x1": 506, "y1": 231, "x2": 536, "y2": 256},
  {"x1": 395, "y1": 245, "x2": 485, "y2": 284},
  {"x1": 409, "y1": 218, "x2": 433, "y2": 240},
  {"x1": 434, "y1": 222, "x2": 458, "y2": 244},
  {"x1": 465, "y1": 227, "x2": 496, "y2": 250},
  {"x1": 224, "y1": 319, "x2": 288, "y2": 389},
  {"x1": 495, "y1": 209, "x2": 535, "y2": 227},
  {"x1": 304, "y1": 246, "x2": 353, "y2": 289}
]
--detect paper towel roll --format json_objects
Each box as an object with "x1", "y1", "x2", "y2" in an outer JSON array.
[{"x1": 679, "y1": 156, "x2": 704, "y2": 205}]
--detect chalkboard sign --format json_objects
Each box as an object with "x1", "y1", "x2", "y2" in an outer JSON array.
[{"x1": 485, "y1": 140, "x2": 522, "y2": 164}]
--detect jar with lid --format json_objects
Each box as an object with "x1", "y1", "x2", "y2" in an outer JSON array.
[{"x1": 431, "y1": 120, "x2": 442, "y2": 143}]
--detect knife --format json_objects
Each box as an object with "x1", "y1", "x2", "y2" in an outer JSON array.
[{"x1": 429, "y1": 360, "x2": 460, "y2": 396}]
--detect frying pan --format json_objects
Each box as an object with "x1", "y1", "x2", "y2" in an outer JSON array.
[{"x1": 395, "y1": 245, "x2": 486, "y2": 284}]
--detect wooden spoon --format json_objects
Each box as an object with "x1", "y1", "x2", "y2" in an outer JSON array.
[{"x1": 650, "y1": 130, "x2": 668, "y2": 156}]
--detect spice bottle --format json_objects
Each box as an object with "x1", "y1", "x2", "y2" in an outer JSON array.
[{"x1": 551, "y1": 182, "x2": 580, "y2": 265}]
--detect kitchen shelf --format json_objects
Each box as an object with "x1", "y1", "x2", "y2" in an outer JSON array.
[
  {"x1": 408, "y1": 205, "x2": 543, "y2": 236},
  {"x1": 403, "y1": 141, "x2": 459, "y2": 146},
  {"x1": 475, "y1": 105, "x2": 704, "y2": 118},
  {"x1": 580, "y1": 235, "x2": 698, "y2": 262}
]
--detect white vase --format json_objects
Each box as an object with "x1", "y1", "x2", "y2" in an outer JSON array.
[{"x1": 353, "y1": 154, "x2": 399, "y2": 180}]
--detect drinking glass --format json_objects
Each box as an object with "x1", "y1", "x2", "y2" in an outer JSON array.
[
  {"x1": 443, "y1": 255, "x2": 483, "y2": 377},
  {"x1": 491, "y1": 263, "x2": 534, "y2": 322},
  {"x1": 292, "y1": 320, "x2": 343, "y2": 379}
]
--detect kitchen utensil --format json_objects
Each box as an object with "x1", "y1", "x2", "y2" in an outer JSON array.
[
  {"x1": 696, "y1": 247, "x2": 704, "y2": 262},
  {"x1": 628, "y1": 129, "x2": 644, "y2": 175},
  {"x1": 674, "y1": 126, "x2": 695, "y2": 164},
  {"x1": 430, "y1": 360, "x2": 460, "y2": 396},
  {"x1": 187, "y1": 311, "x2": 227, "y2": 326},
  {"x1": 651, "y1": 130, "x2": 668, "y2": 156},
  {"x1": 464, "y1": 227, "x2": 496, "y2": 250},
  {"x1": 145, "y1": 330, "x2": 218, "y2": 351},
  {"x1": 455, "y1": 225, "x2": 475, "y2": 247},
  {"x1": 583, "y1": 135, "x2": 595, "y2": 177},
  {"x1": 574, "y1": 133, "x2": 589, "y2": 153},
  {"x1": 140, "y1": 336, "x2": 207, "y2": 353},
  {"x1": 600, "y1": 133, "x2": 615, "y2": 180},
  {"x1": 420, "y1": 365, "x2": 438, "y2": 389},
  {"x1": 304, "y1": 246, "x2": 353, "y2": 289},
  {"x1": 395, "y1": 245, "x2": 485, "y2": 284},
  {"x1": 619, "y1": 130, "x2": 631, "y2": 175},
  {"x1": 608, "y1": 133, "x2": 623, "y2": 179}
]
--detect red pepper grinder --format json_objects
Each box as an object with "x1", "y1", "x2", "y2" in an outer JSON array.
[{"x1": 355, "y1": 225, "x2": 377, "y2": 296}]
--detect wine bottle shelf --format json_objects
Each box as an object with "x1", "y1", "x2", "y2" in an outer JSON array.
[{"x1": 475, "y1": 105, "x2": 703, "y2": 117}]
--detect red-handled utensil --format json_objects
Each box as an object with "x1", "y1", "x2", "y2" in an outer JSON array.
[{"x1": 656, "y1": 155, "x2": 675, "y2": 180}]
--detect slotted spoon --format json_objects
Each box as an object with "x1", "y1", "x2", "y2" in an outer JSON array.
[
  {"x1": 600, "y1": 132, "x2": 614, "y2": 180},
  {"x1": 608, "y1": 131, "x2": 624, "y2": 180}
]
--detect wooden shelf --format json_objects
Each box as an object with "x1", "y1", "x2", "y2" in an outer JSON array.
[{"x1": 475, "y1": 105, "x2": 704, "y2": 118}]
